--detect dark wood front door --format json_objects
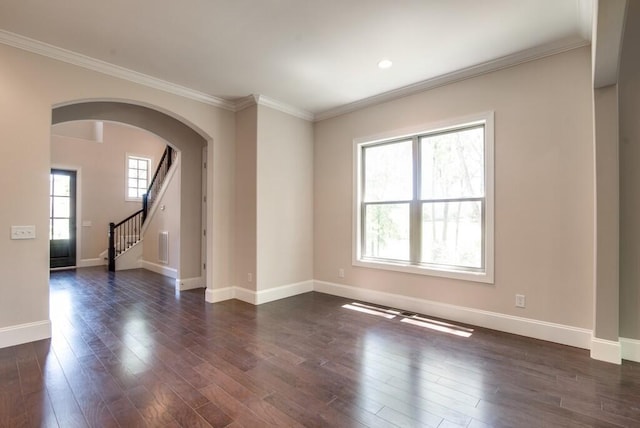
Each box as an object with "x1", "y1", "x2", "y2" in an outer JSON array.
[{"x1": 50, "y1": 169, "x2": 77, "y2": 268}]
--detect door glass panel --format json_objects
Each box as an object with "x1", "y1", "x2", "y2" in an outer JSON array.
[
  {"x1": 53, "y1": 196, "x2": 70, "y2": 219},
  {"x1": 53, "y1": 175, "x2": 70, "y2": 196},
  {"x1": 52, "y1": 218, "x2": 70, "y2": 240}
]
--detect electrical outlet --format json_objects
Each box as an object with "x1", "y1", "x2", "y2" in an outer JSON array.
[
  {"x1": 515, "y1": 294, "x2": 526, "y2": 308},
  {"x1": 338, "y1": 268, "x2": 345, "y2": 278}
]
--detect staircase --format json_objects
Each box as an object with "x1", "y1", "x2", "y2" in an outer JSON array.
[{"x1": 107, "y1": 145, "x2": 176, "y2": 271}]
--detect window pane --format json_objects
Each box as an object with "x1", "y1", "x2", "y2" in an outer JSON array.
[
  {"x1": 364, "y1": 140, "x2": 412, "y2": 202},
  {"x1": 52, "y1": 218, "x2": 70, "y2": 240},
  {"x1": 138, "y1": 179, "x2": 147, "y2": 189},
  {"x1": 129, "y1": 168, "x2": 138, "y2": 179},
  {"x1": 53, "y1": 196, "x2": 70, "y2": 219},
  {"x1": 128, "y1": 188, "x2": 138, "y2": 198},
  {"x1": 364, "y1": 203, "x2": 410, "y2": 261},
  {"x1": 421, "y1": 127, "x2": 484, "y2": 199},
  {"x1": 129, "y1": 159, "x2": 138, "y2": 168},
  {"x1": 138, "y1": 161, "x2": 148, "y2": 171},
  {"x1": 52, "y1": 175, "x2": 71, "y2": 196},
  {"x1": 421, "y1": 201, "x2": 482, "y2": 268}
]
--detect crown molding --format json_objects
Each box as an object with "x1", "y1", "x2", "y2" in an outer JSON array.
[
  {"x1": 0, "y1": 30, "x2": 236, "y2": 111},
  {"x1": 314, "y1": 37, "x2": 590, "y2": 122},
  {"x1": 1, "y1": 29, "x2": 590, "y2": 124},
  {"x1": 233, "y1": 94, "x2": 314, "y2": 121}
]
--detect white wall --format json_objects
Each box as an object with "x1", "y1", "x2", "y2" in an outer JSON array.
[
  {"x1": 620, "y1": 0, "x2": 640, "y2": 340},
  {"x1": 142, "y1": 160, "x2": 181, "y2": 275},
  {"x1": 234, "y1": 105, "x2": 257, "y2": 290},
  {"x1": 257, "y1": 105, "x2": 314, "y2": 290},
  {"x1": 51, "y1": 121, "x2": 166, "y2": 262},
  {"x1": 0, "y1": 42, "x2": 235, "y2": 347},
  {"x1": 314, "y1": 47, "x2": 594, "y2": 330}
]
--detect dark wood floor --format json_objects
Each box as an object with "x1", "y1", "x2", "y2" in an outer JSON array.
[{"x1": 1, "y1": 268, "x2": 640, "y2": 427}]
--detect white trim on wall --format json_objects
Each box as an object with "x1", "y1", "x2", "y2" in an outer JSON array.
[
  {"x1": 203, "y1": 280, "x2": 314, "y2": 305},
  {"x1": 141, "y1": 260, "x2": 178, "y2": 278},
  {"x1": 0, "y1": 320, "x2": 52, "y2": 349},
  {"x1": 621, "y1": 337, "x2": 640, "y2": 363},
  {"x1": 590, "y1": 337, "x2": 622, "y2": 364},
  {"x1": 175, "y1": 277, "x2": 205, "y2": 291},
  {"x1": 314, "y1": 280, "x2": 593, "y2": 350},
  {"x1": 0, "y1": 30, "x2": 236, "y2": 111},
  {"x1": 0, "y1": 29, "x2": 589, "y2": 123},
  {"x1": 77, "y1": 258, "x2": 105, "y2": 268},
  {"x1": 205, "y1": 287, "x2": 235, "y2": 303}
]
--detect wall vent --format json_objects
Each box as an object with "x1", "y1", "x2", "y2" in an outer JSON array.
[{"x1": 159, "y1": 231, "x2": 169, "y2": 264}]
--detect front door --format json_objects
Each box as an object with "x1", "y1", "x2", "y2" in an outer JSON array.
[{"x1": 50, "y1": 169, "x2": 77, "y2": 268}]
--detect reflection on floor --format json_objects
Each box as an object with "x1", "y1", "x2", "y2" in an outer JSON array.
[{"x1": 1, "y1": 267, "x2": 639, "y2": 427}]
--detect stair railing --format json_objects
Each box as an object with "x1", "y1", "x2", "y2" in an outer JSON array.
[
  {"x1": 108, "y1": 145, "x2": 176, "y2": 272},
  {"x1": 143, "y1": 146, "x2": 175, "y2": 222},
  {"x1": 108, "y1": 209, "x2": 144, "y2": 271}
]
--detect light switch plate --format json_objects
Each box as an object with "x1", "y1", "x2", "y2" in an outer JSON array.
[{"x1": 11, "y1": 225, "x2": 36, "y2": 240}]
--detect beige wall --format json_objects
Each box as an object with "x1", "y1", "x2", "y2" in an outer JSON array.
[
  {"x1": 314, "y1": 47, "x2": 595, "y2": 329},
  {"x1": 257, "y1": 106, "x2": 314, "y2": 290},
  {"x1": 0, "y1": 43, "x2": 235, "y2": 336},
  {"x1": 234, "y1": 106, "x2": 257, "y2": 290},
  {"x1": 51, "y1": 121, "x2": 166, "y2": 261},
  {"x1": 143, "y1": 161, "x2": 181, "y2": 272},
  {"x1": 619, "y1": 0, "x2": 640, "y2": 340},
  {"x1": 593, "y1": 85, "x2": 620, "y2": 341}
]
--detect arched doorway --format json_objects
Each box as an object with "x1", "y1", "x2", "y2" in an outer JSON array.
[{"x1": 51, "y1": 101, "x2": 209, "y2": 289}]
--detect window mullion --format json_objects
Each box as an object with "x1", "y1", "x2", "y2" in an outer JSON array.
[{"x1": 410, "y1": 136, "x2": 421, "y2": 264}]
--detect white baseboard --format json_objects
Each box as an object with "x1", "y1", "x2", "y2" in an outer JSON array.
[
  {"x1": 205, "y1": 280, "x2": 314, "y2": 306},
  {"x1": 141, "y1": 260, "x2": 178, "y2": 279},
  {"x1": 78, "y1": 258, "x2": 104, "y2": 268},
  {"x1": 0, "y1": 320, "x2": 52, "y2": 349},
  {"x1": 234, "y1": 286, "x2": 257, "y2": 304},
  {"x1": 621, "y1": 337, "x2": 640, "y2": 363},
  {"x1": 590, "y1": 337, "x2": 622, "y2": 364},
  {"x1": 254, "y1": 280, "x2": 314, "y2": 305},
  {"x1": 205, "y1": 287, "x2": 234, "y2": 303},
  {"x1": 175, "y1": 276, "x2": 205, "y2": 291},
  {"x1": 314, "y1": 280, "x2": 593, "y2": 350}
]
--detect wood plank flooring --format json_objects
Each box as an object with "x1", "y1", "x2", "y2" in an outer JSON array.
[{"x1": 1, "y1": 267, "x2": 640, "y2": 427}]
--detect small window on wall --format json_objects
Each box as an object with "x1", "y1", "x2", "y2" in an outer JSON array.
[
  {"x1": 126, "y1": 155, "x2": 151, "y2": 201},
  {"x1": 353, "y1": 112, "x2": 494, "y2": 283}
]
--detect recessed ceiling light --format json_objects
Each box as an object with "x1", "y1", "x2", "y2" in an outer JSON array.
[{"x1": 378, "y1": 59, "x2": 393, "y2": 69}]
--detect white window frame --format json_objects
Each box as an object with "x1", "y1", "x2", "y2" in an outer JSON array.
[
  {"x1": 125, "y1": 154, "x2": 152, "y2": 202},
  {"x1": 352, "y1": 111, "x2": 494, "y2": 284}
]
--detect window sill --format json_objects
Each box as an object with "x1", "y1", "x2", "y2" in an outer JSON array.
[{"x1": 353, "y1": 258, "x2": 494, "y2": 284}]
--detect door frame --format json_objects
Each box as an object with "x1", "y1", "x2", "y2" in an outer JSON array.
[{"x1": 50, "y1": 165, "x2": 81, "y2": 270}]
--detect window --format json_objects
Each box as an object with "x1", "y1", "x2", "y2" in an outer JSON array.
[
  {"x1": 126, "y1": 155, "x2": 151, "y2": 201},
  {"x1": 354, "y1": 112, "x2": 494, "y2": 283}
]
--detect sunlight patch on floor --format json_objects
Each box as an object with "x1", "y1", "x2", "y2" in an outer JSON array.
[
  {"x1": 342, "y1": 304, "x2": 397, "y2": 319},
  {"x1": 342, "y1": 301, "x2": 473, "y2": 337}
]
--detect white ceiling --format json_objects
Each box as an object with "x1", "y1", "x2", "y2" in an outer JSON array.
[{"x1": 0, "y1": 0, "x2": 592, "y2": 119}]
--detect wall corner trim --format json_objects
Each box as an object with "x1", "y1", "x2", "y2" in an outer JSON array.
[
  {"x1": 313, "y1": 280, "x2": 593, "y2": 350},
  {"x1": 0, "y1": 320, "x2": 52, "y2": 349},
  {"x1": 233, "y1": 280, "x2": 314, "y2": 305},
  {"x1": 141, "y1": 260, "x2": 177, "y2": 279},
  {"x1": 590, "y1": 337, "x2": 622, "y2": 364},
  {"x1": 204, "y1": 280, "x2": 314, "y2": 305},
  {"x1": 621, "y1": 337, "x2": 640, "y2": 363},
  {"x1": 77, "y1": 258, "x2": 105, "y2": 268},
  {"x1": 175, "y1": 277, "x2": 205, "y2": 291},
  {"x1": 205, "y1": 287, "x2": 234, "y2": 303}
]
